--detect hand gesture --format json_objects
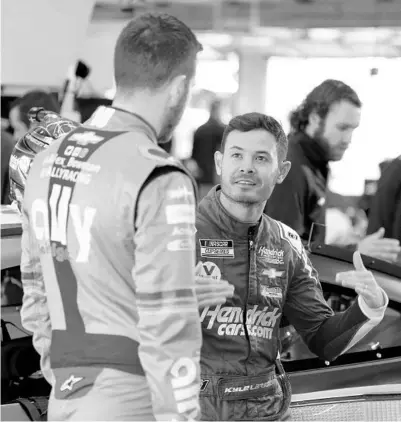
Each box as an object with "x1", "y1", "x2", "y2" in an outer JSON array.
[
  {"x1": 336, "y1": 251, "x2": 386, "y2": 309},
  {"x1": 194, "y1": 261, "x2": 234, "y2": 309},
  {"x1": 357, "y1": 228, "x2": 401, "y2": 263}
]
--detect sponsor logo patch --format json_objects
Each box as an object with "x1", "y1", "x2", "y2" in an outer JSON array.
[
  {"x1": 260, "y1": 286, "x2": 283, "y2": 299},
  {"x1": 262, "y1": 268, "x2": 285, "y2": 279},
  {"x1": 69, "y1": 131, "x2": 104, "y2": 145},
  {"x1": 199, "y1": 239, "x2": 234, "y2": 259},
  {"x1": 258, "y1": 247, "x2": 284, "y2": 265},
  {"x1": 200, "y1": 304, "x2": 281, "y2": 340},
  {"x1": 172, "y1": 226, "x2": 197, "y2": 236},
  {"x1": 60, "y1": 375, "x2": 83, "y2": 392},
  {"x1": 165, "y1": 204, "x2": 195, "y2": 225},
  {"x1": 196, "y1": 261, "x2": 222, "y2": 281},
  {"x1": 167, "y1": 238, "x2": 194, "y2": 252},
  {"x1": 167, "y1": 185, "x2": 193, "y2": 200}
]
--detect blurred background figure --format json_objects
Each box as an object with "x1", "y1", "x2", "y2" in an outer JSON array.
[
  {"x1": 367, "y1": 155, "x2": 401, "y2": 264},
  {"x1": 189, "y1": 98, "x2": 225, "y2": 199},
  {"x1": 264, "y1": 78, "x2": 400, "y2": 262},
  {"x1": 265, "y1": 79, "x2": 362, "y2": 243},
  {"x1": 8, "y1": 90, "x2": 60, "y2": 141},
  {"x1": 1, "y1": 130, "x2": 15, "y2": 204}
]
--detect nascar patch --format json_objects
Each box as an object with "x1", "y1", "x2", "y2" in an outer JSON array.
[{"x1": 199, "y1": 239, "x2": 234, "y2": 259}]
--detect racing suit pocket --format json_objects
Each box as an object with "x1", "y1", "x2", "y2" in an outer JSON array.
[{"x1": 245, "y1": 377, "x2": 284, "y2": 420}]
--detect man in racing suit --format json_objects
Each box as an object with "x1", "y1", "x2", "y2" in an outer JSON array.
[
  {"x1": 195, "y1": 112, "x2": 388, "y2": 421},
  {"x1": 20, "y1": 13, "x2": 207, "y2": 421}
]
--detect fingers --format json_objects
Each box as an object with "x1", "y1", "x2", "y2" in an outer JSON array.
[
  {"x1": 353, "y1": 251, "x2": 366, "y2": 271},
  {"x1": 335, "y1": 270, "x2": 374, "y2": 289},
  {"x1": 370, "y1": 240, "x2": 401, "y2": 250},
  {"x1": 372, "y1": 227, "x2": 385, "y2": 239}
]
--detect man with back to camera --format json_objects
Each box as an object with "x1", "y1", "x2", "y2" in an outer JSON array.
[
  {"x1": 195, "y1": 112, "x2": 388, "y2": 421},
  {"x1": 264, "y1": 79, "x2": 401, "y2": 262},
  {"x1": 18, "y1": 13, "x2": 233, "y2": 421}
]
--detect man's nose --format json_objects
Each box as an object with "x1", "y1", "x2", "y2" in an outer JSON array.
[{"x1": 239, "y1": 158, "x2": 255, "y2": 174}]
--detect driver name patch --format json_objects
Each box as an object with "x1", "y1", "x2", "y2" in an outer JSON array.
[{"x1": 199, "y1": 239, "x2": 234, "y2": 259}]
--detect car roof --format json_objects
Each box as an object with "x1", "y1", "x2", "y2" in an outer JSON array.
[{"x1": 1, "y1": 205, "x2": 22, "y2": 237}]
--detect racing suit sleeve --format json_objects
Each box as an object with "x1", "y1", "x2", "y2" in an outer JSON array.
[
  {"x1": 133, "y1": 167, "x2": 202, "y2": 421},
  {"x1": 280, "y1": 223, "x2": 387, "y2": 362},
  {"x1": 20, "y1": 208, "x2": 54, "y2": 386}
]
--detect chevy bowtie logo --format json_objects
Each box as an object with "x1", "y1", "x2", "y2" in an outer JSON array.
[{"x1": 262, "y1": 268, "x2": 285, "y2": 279}]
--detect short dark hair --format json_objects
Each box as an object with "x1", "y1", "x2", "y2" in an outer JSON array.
[
  {"x1": 289, "y1": 79, "x2": 362, "y2": 133},
  {"x1": 10, "y1": 90, "x2": 60, "y2": 127},
  {"x1": 114, "y1": 13, "x2": 202, "y2": 92},
  {"x1": 221, "y1": 112, "x2": 288, "y2": 162}
]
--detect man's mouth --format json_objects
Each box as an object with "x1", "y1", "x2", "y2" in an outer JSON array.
[{"x1": 235, "y1": 180, "x2": 256, "y2": 185}]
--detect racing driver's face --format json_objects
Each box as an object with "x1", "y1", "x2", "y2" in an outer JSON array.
[{"x1": 215, "y1": 129, "x2": 291, "y2": 206}]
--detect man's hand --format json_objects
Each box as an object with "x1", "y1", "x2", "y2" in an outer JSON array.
[
  {"x1": 195, "y1": 262, "x2": 234, "y2": 309},
  {"x1": 336, "y1": 251, "x2": 386, "y2": 309},
  {"x1": 357, "y1": 227, "x2": 401, "y2": 263}
]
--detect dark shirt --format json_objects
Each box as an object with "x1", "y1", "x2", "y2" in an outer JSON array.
[
  {"x1": 1, "y1": 130, "x2": 15, "y2": 204},
  {"x1": 367, "y1": 155, "x2": 401, "y2": 243},
  {"x1": 264, "y1": 131, "x2": 329, "y2": 243},
  {"x1": 192, "y1": 118, "x2": 225, "y2": 184}
]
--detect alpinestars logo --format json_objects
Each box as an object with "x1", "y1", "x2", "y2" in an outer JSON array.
[{"x1": 200, "y1": 304, "x2": 281, "y2": 340}]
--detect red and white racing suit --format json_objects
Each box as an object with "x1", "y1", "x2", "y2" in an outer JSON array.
[{"x1": 20, "y1": 107, "x2": 202, "y2": 421}]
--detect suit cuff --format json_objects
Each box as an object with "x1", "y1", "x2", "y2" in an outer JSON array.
[{"x1": 358, "y1": 288, "x2": 388, "y2": 323}]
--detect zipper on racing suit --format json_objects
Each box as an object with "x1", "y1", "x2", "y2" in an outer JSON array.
[{"x1": 244, "y1": 226, "x2": 256, "y2": 361}]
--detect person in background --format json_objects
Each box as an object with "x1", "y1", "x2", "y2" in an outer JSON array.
[
  {"x1": 1, "y1": 130, "x2": 15, "y2": 203},
  {"x1": 191, "y1": 99, "x2": 225, "y2": 199},
  {"x1": 18, "y1": 13, "x2": 232, "y2": 422},
  {"x1": 195, "y1": 112, "x2": 388, "y2": 421},
  {"x1": 264, "y1": 79, "x2": 400, "y2": 262},
  {"x1": 367, "y1": 155, "x2": 401, "y2": 264},
  {"x1": 8, "y1": 90, "x2": 60, "y2": 141}
]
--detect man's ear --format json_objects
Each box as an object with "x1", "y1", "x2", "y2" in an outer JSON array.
[
  {"x1": 167, "y1": 74, "x2": 187, "y2": 105},
  {"x1": 276, "y1": 161, "x2": 291, "y2": 184},
  {"x1": 214, "y1": 151, "x2": 223, "y2": 176},
  {"x1": 309, "y1": 110, "x2": 321, "y2": 131}
]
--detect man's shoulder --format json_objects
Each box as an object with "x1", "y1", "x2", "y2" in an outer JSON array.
[{"x1": 261, "y1": 214, "x2": 304, "y2": 256}]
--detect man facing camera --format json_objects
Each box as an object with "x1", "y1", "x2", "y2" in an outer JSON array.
[{"x1": 195, "y1": 112, "x2": 388, "y2": 421}]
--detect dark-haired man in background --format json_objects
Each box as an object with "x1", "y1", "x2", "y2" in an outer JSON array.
[
  {"x1": 264, "y1": 79, "x2": 400, "y2": 262},
  {"x1": 196, "y1": 112, "x2": 388, "y2": 421}
]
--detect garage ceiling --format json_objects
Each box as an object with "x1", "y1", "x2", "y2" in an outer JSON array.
[{"x1": 93, "y1": 0, "x2": 401, "y2": 57}]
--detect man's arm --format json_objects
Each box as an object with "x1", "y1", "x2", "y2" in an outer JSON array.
[
  {"x1": 133, "y1": 167, "x2": 202, "y2": 421},
  {"x1": 265, "y1": 164, "x2": 307, "y2": 238},
  {"x1": 279, "y1": 222, "x2": 387, "y2": 362},
  {"x1": 20, "y1": 208, "x2": 54, "y2": 385}
]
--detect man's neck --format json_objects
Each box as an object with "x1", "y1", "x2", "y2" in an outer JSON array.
[
  {"x1": 112, "y1": 91, "x2": 165, "y2": 136},
  {"x1": 219, "y1": 191, "x2": 264, "y2": 223}
]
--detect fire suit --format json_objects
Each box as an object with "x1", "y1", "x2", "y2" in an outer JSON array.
[
  {"x1": 196, "y1": 186, "x2": 388, "y2": 421},
  {"x1": 20, "y1": 106, "x2": 202, "y2": 421}
]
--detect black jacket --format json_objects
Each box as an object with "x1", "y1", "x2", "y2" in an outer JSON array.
[
  {"x1": 192, "y1": 118, "x2": 225, "y2": 184},
  {"x1": 367, "y1": 155, "x2": 401, "y2": 243},
  {"x1": 264, "y1": 131, "x2": 329, "y2": 243}
]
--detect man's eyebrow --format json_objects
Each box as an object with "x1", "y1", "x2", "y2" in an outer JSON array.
[{"x1": 229, "y1": 146, "x2": 272, "y2": 156}]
